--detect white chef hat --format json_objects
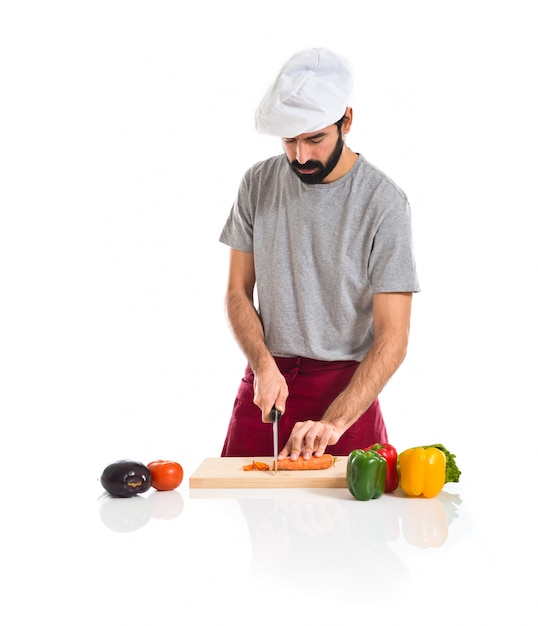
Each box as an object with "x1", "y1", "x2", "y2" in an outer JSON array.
[{"x1": 255, "y1": 47, "x2": 353, "y2": 138}]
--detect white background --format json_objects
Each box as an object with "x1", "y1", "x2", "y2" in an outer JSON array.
[{"x1": 1, "y1": 1, "x2": 537, "y2": 622}]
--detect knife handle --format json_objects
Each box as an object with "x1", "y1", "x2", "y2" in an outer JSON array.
[{"x1": 269, "y1": 406, "x2": 282, "y2": 422}]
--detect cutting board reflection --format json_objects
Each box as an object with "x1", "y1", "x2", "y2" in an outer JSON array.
[{"x1": 189, "y1": 456, "x2": 348, "y2": 488}]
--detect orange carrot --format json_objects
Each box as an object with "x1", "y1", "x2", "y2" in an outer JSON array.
[{"x1": 272, "y1": 454, "x2": 335, "y2": 471}]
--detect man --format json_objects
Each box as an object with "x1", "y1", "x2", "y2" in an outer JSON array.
[{"x1": 219, "y1": 48, "x2": 420, "y2": 461}]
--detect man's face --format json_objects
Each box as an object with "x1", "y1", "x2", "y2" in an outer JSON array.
[{"x1": 282, "y1": 123, "x2": 345, "y2": 185}]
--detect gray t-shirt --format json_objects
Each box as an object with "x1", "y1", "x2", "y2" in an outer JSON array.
[{"x1": 219, "y1": 154, "x2": 420, "y2": 361}]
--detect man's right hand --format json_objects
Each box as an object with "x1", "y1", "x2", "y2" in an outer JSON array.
[{"x1": 253, "y1": 364, "x2": 289, "y2": 422}]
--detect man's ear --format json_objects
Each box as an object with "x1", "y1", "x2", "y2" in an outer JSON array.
[{"x1": 342, "y1": 107, "x2": 353, "y2": 133}]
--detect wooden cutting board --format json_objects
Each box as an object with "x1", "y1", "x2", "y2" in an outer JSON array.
[{"x1": 189, "y1": 456, "x2": 348, "y2": 489}]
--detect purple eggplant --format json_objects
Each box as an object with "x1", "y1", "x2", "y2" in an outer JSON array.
[{"x1": 100, "y1": 460, "x2": 151, "y2": 497}]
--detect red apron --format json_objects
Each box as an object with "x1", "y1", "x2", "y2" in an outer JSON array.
[{"x1": 221, "y1": 356, "x2": 387, "y2": 457}]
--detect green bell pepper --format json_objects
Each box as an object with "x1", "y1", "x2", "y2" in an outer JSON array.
[{"x1": 346, "y1": 449, "x2": 386, "y2": 501}]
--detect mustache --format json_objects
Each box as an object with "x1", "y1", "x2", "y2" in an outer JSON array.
[{"x1": 291, "y1": 160, "x2": 323, "y2": 170}]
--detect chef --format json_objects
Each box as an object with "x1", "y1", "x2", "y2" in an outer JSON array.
[{"x1": 219, "y1": 47, "x2": 420, "y2": 461}]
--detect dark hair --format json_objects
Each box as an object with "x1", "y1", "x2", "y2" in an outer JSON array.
[{"x1": 335, "y1": 113, "x2": 347, "y2": 131}]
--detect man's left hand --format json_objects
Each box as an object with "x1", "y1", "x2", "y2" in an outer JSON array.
[{"x1": 278, "y1": 420, "x2": 340, "y2": 461}]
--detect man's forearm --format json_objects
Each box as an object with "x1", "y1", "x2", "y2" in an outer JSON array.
[
  {"x1": 321, "y1": 332, "x2": 408, "y2": 433},
  {"x1": 225, "y1": 290, "x2": 274, "y2": 373}
]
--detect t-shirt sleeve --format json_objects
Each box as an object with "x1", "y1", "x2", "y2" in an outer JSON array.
[
  {"x1": 219, "y1": 175, "x2": 254, "y2": 253},
  {"x1": 368, "y1": 198, "x2": 421, "y2": 293}
]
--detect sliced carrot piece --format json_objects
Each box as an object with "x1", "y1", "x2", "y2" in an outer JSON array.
[{"x1": 242, "y1": 460, "x2": 270, "y2": 471}]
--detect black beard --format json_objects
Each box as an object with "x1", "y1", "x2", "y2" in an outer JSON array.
[{"x1": 288, "y1": 132, "x2": 345, "y2": 184}]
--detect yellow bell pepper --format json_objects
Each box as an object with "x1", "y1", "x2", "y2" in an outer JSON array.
[{"x1": 399, "y1": 447, "x2": 446, "y2": 498}]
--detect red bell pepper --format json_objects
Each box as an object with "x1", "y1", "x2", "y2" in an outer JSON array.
[{"x1": 363, "y1": 443, "x2": 399, "y2": 492}]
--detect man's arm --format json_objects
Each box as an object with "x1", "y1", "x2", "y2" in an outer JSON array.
[
  {"x1": 279, "y1": 292, "x2": 413, "y2": 460},
  {"x1": 224, "y1": 249, "x2": 288, "y2": 421}
]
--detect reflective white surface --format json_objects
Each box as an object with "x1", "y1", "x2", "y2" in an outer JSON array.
[{"x1": 2, "y1": 457, "x2": 533, "y2": 625}]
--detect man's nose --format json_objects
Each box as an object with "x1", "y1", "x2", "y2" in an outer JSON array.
[{"x1": 295, "y1": 142, "x2": 312, "y2": 164}]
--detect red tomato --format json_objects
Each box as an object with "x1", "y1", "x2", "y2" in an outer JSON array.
[{"x1": 147, "y1": 460, "x2": 184, "y2": 491}]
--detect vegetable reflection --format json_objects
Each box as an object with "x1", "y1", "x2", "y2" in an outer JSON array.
[{"x1": 98, "y1": 490, "x2": 184, "y2": 532}]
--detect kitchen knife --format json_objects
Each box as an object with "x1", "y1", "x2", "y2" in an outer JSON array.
[{"x1": 269, "y1": 406, "x2": 282, "y2": 474}]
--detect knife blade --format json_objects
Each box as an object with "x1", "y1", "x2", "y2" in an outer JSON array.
[{"x1": 269, "y1": 406, "x2": 282, "y2": 475}]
